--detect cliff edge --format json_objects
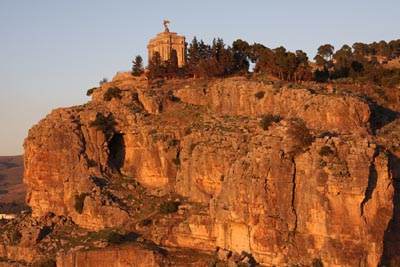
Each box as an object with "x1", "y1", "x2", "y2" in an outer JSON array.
[{"x1": 3, "y1": 74, "x2": 399, "y2": 267}]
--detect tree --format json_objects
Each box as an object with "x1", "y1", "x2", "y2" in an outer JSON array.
[
  {"x1": 314, "y1": 55, "x2": 327, "y2": 67},
  {"x1": 317, "y1": 44, "x2": 335, "y2": 61},
  {"x1": 132, "y1": 55, "x2": 144, "y2": 76},
  {"x1": 294, "y1": 50, "x2": 312, "y2": 82},
  {"x1": 232, "y1": 39, "x2": 250, "y2": 73},
  {"x1": 248, "y1": 43, "x2": 267, "y2": 65},
  {"x1": 273, "y1": 46, "x2": 287, "y2": 80},
  {"x1": 333, "y1": 44, "x2": 353, "y2": 78},
  {"x1": 389, "y1": 39, "x2": 400, "y2": 57},
  {"x1": 352, "y1": 42, "x2": 370, "y2": 57},
  {"x1": 253, "y1": 45, "x2": 274, "y2": 73},
  {"x1": 166, "y1": 49, "x2": 179, "y2": 79},
  {"x1": 314, "y1": 67, "x2": 329, "y2": 82},
  {"x1": 147, "y1": 52, "x2": 165, "y2": 80},
  {"x1": 378, "y1": 40, "x2": 391, "y2": 57},
  {"x1": 187, "y1": 37, "x2": 199, "y2": 75}
]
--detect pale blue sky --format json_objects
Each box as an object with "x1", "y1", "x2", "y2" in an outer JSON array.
[{"x1": 0, "y1": 0, "x2": 399, "y2": 155}]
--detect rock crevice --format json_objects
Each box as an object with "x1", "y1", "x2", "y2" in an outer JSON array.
[{"x1": 17, "y1": 75, "x2": 399, "y2": 266}]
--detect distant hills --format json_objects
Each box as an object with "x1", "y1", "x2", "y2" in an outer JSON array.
[{"x1": 0, "y1": 155, "x2": 25, "y2": 204}]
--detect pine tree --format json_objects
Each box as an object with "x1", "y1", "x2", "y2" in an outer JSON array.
[
  {"x1": 166, "y1": 49, "x2": 179, "y2": 79},
  {"x1": 147, "y1": 52, "x2": 165, "y2": 80},
  {"x1": 187, "y1": 37, "x2": 200, "y2": 77},
  {"x1": 132, "y1": 55, "x2": 144, "y2": 76}
]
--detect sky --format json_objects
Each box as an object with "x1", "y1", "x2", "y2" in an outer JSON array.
[{"x1": 0, "y1": 0, "x2": 399, "y2": 155}]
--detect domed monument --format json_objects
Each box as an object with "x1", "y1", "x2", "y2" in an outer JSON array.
[{"x1": 147, "y1": 20, "x2": 186, "y2": 67}]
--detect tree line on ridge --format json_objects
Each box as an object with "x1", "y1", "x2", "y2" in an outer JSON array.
[{"x1": 131, "y1": 38, "x2": 400, "y2": 87}]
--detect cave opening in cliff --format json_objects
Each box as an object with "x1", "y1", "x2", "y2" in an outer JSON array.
[{"x1": 107, "y1": 133, "x2": 125, "y2": 173}]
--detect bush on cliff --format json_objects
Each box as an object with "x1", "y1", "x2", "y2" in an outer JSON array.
[
  {"x1": 159, "y1": 201, "x2": 179, "y2": 214},
  {"x1": 103, "y1": 87, "x2": 122, "y2": 101},
  {"x1": 86, "y1": 87, "x2": 96, "y2": 96},
  {"x1": 318, "y1": 146, "x2": 334, "y2": 156},
  {"x1": 287, "y1": 117, "x2": 313, "y2": 155},
  {"x1": 254, "y1": 91, "x2": 265, "y2": 99},
  {"x1": 106, "y1": 231, "x2": 139, "y2": 245},
  {"x1": 10, "y1": 229, "x2": 22, "y2": 244},
  {"x1": 312, "y1": 258, "x2": 324, "y2": 267},
  {"x1": 259, "y1": 114, "x2": 281, "y2": 130},
  {"x1": 36, "y1": 259, "x2": 56, "y2": 267},
  {"x1": 89, "y1": 113, "x2": 117, "y2": 139},
  {"x1": 107, "y1": 231, "x2": 124, "y2": 244}
]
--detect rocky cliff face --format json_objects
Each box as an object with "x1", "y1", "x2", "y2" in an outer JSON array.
[{"x1": 15, "y1": 74, "x2": 400, "y2": 266}]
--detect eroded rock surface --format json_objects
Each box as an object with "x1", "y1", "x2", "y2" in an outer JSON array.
[{"x1": 15, "y1": 74, "x2": 400, "y2": 266}]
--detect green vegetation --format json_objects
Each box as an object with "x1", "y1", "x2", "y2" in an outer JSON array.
[
  {"x1": 107, "y1": 231, "x2": 124, "y2": 244},
  {"x1": 139, "y1": 218, "x2": 152, "y2": 227},
  {"x1": 159, "y1": 201, "x2": 179, "y2": 214},
  {"x1": 99, "y1": 77, "x2": 108, "y2": 85},
  {"x1": 312, "y1": 258, "x2": 324, "y2": 267},
  {"x1": 318, "y1": 146, "x2": 334, "y2": 156},
  {"x1": 10, "y1": 229, "x2": 22, "y2": 244},
  {"x1": 74, "y1": 193, "x2": 89, "y2": 213},
  {"x1": 89, "y1": 112, "x2": 117, "y2": 138},
  {"x1": 86, "y1": 87, "x2": 96, "y2": 96},
  {"x1": 254, "y1": 91, "x2": 265, "y2": 99},
  {"x1": 314, "y1": 40, "x2": 400, "y2": 86},
  {"x1": 144, "y1": 35, "x2": 400, "y2": 91},
  {"x1": 103, "y1": 87, "x2": 122, "y2": 101},
  {"x1": 132, "y1": 55, "x2": 144, "y2": 76},
  {"x1": 287, "y1": 117, "x2": 313, "y2": 155},
  {"x1": 259, "y1": 114, "x2": 281, "y2": 130},
  {"x1": 36, "y1": 259, "x2": 56, "y2": 267}
]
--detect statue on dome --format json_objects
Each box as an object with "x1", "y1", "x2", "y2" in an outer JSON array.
[{"x1": 163, "y1": 20, "x2": 170, "y2": 32}]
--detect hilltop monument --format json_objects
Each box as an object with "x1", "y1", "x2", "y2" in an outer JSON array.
[{"x1": 147, "y1": 20, "x2": 186, "y2": 67}]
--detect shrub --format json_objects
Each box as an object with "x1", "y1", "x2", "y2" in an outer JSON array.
[
  {"x1": 168, "y1": 139, "x2": 179, "y2": 147},
  {"x1": 184, "y1": 127, "x2": 192, "y2": 136},
  {"x1": 159, "y1": 201, "x2": 179, "y2": 214},
  {"x1": 74, "y1": 193, "x2": 89, "y2": 213},
  {"x1": 86, "y1": 159, "x2": 97, "y2": 168},
  {"x1": 104, "y1": 87, "x2": 122, "y2": 101},
  {"x1": 254, "y1": 91, "x2": 265, "y2": 99},
  {"x1": 139, "y1": 218, "x2": 152, "y2": 227},
  {"x1": 318, "y1": 146, "x2": 333, "y2": 156},
  {"x1": 99, "y1": 77, "x2": 108, "y2": 85},
  {"x1": 10, "y1": 229, "x2": 22, "y2": 244},
  {"x1": 312, "y1": 258, "x2": 324, "y2": 267},
  {"x1": 37, "y1": 259, "x2": 56, "y2": 267},
  {"x1": 259, "y1": 114, "x2": 281, "y2": 130},
  {"x1": 89, "y1": 113, "x2": 117, "y2": 138},
  {"x1": 107, "y1": 231, "x2": 123, "y2": 244},
  {"x1": 86, "y1": 87, "x2": 96, "y2": 96},
  {"x1": 37, "y1": 226, "x2": 52, "y2": 242},
  {"x1": 287, "y1": 117, "x2": 313, "y2": 155}
]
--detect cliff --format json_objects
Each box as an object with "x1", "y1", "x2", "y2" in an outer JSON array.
[{"x1": 3, "y1": 73, "x2": 399, "y2": 266}]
